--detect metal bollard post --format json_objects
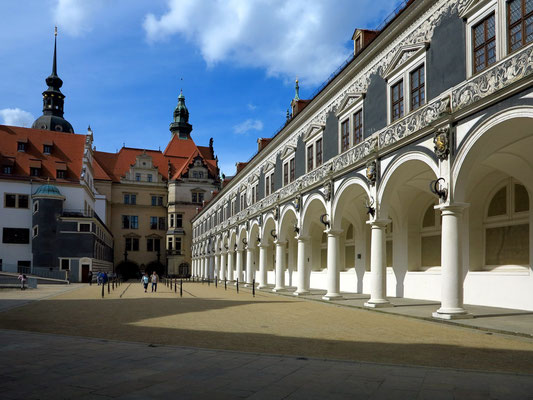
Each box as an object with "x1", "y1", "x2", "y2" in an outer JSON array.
[
  {"x1": 101, "y1": 282, "x2": 104, "y2": 298},
  {"x1": 108, "y1": 280, "x2": 110, "y2": 294},
  {"x1": 174, "y1": 278, "x2": 177, "y2": 293},
  {"x1": 236, "y1": 278, "x2": 239, "y2": 293},
  {"x1": 208, "y1": 277, "x2": 210, "y2": 286},
  {"x1": 180, "y1": 279, "x2": 183, "y2": 297},
  {"x1": 112, "y1": 280, "x2": 115, "y2": 290},
  {"x1": 215, "y1": 278, "x2": 217, "y2": 288},
  {"x1": 224, "y1": 278, "x2": 227, "y2": 290},
  {"x1": 253, "y1": 279, "x2": 255, "y2": 297}
]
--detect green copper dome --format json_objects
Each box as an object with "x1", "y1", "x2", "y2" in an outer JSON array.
[{"x1": 34, "y1": 183, "x2": 63, "y2": 198}]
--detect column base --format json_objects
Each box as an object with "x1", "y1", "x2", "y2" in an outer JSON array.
[
  {"x1": 272, "y1": 287, "x2": 288, "y2": 292},
  {"x1": 322, "y1": 293, "x2": 343, "y2": 301},
  {"x1": 432, "y1": 308, "x2": 473, "y2": 320},
  {"x1": 244, "y1": 283, "x2": 253, "y2": 287},
  {"x1": 293, "y1": 290, "x2": 309, "y2": 296},
  {"x1": 258, "y1": 284, "x2": 268, "y2": 289},
  {"x1": 364, "y1": 300, "x2": 391, "y2": 308}
]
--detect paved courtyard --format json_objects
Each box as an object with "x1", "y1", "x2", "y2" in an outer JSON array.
[{"x1": 1, "y1": 282, "x2": 533, "y2": 399}]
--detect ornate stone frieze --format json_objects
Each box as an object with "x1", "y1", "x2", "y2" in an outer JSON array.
[
  {"x1": 332, "y1": 136, "x2": 377, "y2": 173},
  {"x1": 379, "y1": 96, "x2": 450, "y2": 147},
  {"x1": 452, "y1": 44, "x2": 533, "y2": 111}
]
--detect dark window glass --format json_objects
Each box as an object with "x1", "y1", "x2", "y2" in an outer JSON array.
[
  {"x1": 158, "y1": 196, "x2": 163, "y2": 206},
  {"x1": 122, "y1": 215, "x2": 130, "y2": 229},
  {"x1": 410, "y1": 65, "x2": 425, "y2": 110},
  {"x1": 353, "y1": 110, "x2": 363, "y2": 145},
  {"x1": 198, "y1": 193, "x2": 204, "y2": 203},
  {"x1": 79, "y1": 223, "x2": 91, "y2": 232},
  {"x1": 30, "y1": 168, "x2": 40, "y2": 177},
  {"x1": 154, "y1": 239, "x2": 160, "y2": 252},
  {"x1": 147, "y1": 239, "x2": 154, "y2": 252},
  {"x1": 508, "y1": 0, "x2": 533, "y2": 52},
  {"x1": 192, "y1": 192, "x2": 198, "y2": 203},
  {"x1": 18, "y1": 195, "x2": 28, "y2": 209},
  {"x1": 391, "y1": 80, "x2": 404, "y2": 121},
  {"x1": 341, "y1": 119, "x2": 350, "y2": 152},
  {"x1": 135, "y1": 173, "x2": 141, "y2": 181},
  {"x1": 17, "y1": 142, "x2": 26, "y2": 152},
  {"x1": 307, "y1": 145, "x2": 314, "y2": 171},
  {"x1": 2, "y1": 228, "x2": 30, "y2": 244},
  {"x1": 168, "y1": 237, "x2": 173, "y2": 251},
  {"x1": 175, "y1": 238, "x2": 182, "y2": 252},
  {"x1": 473, "y1": 13, "x2": 496, "y2": 73},
  {"x1": 283, "y1": 162, "x2": 289, "y2": 186},
  {"x1": 61, "y1": 259, "x2": 70, "y2": 270},
  {"x1": 124, "y1": 194, "x2": 130, "y2": 204},
  {"x1": 315, "y1": 139, "x2": 323, "y2": 167},
  {"x1": 265, "y1": 176, "x2": 270, "y2": 196},
  {"x1": 290, "y1": 158, "x2": 295, "y2": 183},
  {"x1": 159, "y1": 217, "x2": 166, "y2": 230},
  {"x1": 3, "y1": 166, "x2": 12, "y2": 174},
  {"x1": 131, "y1": 216, "x2": 138, "y2": 229},
  {"x1": 270, "y1": 174, "x2": 275, "y2": 194},
  {"x1": 56, "y1": 170, "x2": 66, "y2": 179},
  {"x1": 43, "y1": 145, "x2": 52, "y2": 154},
  {"x1": 5, "y1": 194, "x2": 16, "y2": 208},
  {"x1": 150, "y1": 216, "x2": 157, "y2": 230},
  {"x1": 151, "y1": 196, "x2": 157, "y2": 206},
  {"x1": 131, "y1": 194, "x2": 136, "y2": 205}
]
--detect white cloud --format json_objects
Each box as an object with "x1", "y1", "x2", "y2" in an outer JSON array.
[
  {"x1": 0, "y1": 108, "x2": 35, "y2": 127},
  {"x1": 233, "y1": 119, "x2": 263, "y2": 134},
  {"x1": 143, "y1": 0, "x2": 397, "y2": 85},
  {"x1": 54, "y1": 0, "x2": 103, "y2": 36},
  {"x1": 247, "y1": 103, "x2": 257, "y2": 111}
]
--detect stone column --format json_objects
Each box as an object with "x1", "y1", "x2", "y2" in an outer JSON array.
[
  {"x1": 433, "y1": 204, "x2": 471, "y2": 319},
  {"x1": 273, "y1": 240, "x2": 287, "y2": 292},
  {"x1": 364, "y1": 220, "x2": 390, "y2": 308},
  {"x1": 220, "y1": 252, "x2": 227, "y2": 281},
  {"x1": 258, "y1": 244, "x2": 268, "y2": 289},
  {"x1": 214, "y1": 253, "x2": 220, "y2": 280},
  {"x1": 294, "y1": 236, "x2": 309, "y2": 295},
  {"x1": 245, "y1": 248, "x2": 254, "y2": 286},
  {"x1": 227, "y1": 250, "x2": 235, "y2": 281},
  {"x1": 235, "y1": 249, "x2": 244, "y2": 284},
  {"x1": 323, "y1": 230, "x2": 343, "y2": 300}
]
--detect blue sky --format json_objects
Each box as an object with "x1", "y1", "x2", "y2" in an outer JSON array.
[{"x1": 0, "y1": 0, "x2": 402, "y2": 177}]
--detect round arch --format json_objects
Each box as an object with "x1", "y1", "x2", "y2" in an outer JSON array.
[{"x1": 331, "y1": 176, "x2": 371, "y2": 231}]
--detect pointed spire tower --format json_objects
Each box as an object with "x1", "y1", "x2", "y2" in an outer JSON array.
[
  {"x1": 170, "y1": 90, "x2": 193, "y2": 139},
  {"x1": 32, "y1": 27, "x2": 74, "y2": 133}
]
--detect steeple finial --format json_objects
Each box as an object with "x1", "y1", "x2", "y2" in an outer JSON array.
[
  {"x1": 52, "y1": 27, "x2": 58, "y2": 77},
  {"x1": 294, "y1": 78, "x2": 300, "y2": 101}
]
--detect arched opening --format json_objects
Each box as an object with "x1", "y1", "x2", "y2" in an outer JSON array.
[
  {"x1": 301, "y1": 196, "x2": 328, "y2": 290},
  {"x1": 116, "y1": 260, "x2": 140, "y2": 280},
  {"x1": 279, "y1": 207, "x2": 298, "y2": 288},
  {"x1": 261, "y1": 216, "x2": 277, "y2": 286}
]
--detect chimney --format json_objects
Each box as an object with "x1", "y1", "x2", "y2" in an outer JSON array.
[
  {"x1": 352, "y1": 29, "x2": 379, "y2": 56},
  {"x1": 235, "y1": 162, "x2": 249, "y2": 174},
  {"x1": 290, "y1": 79, "x2": 310, "y2": 118},
  {"x1": 257, "y1": 138, "x2": 273, "y2": 153}
]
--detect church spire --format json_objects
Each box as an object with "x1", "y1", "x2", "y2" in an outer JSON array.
[
  {"x1": 32, "y1": 26, "x2": 74, "y2": 133},
  {"x1": 169, "y1": 89, "x2": 192, "y2": 139}
]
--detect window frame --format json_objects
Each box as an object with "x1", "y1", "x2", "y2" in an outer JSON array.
[
  {"x1": 507, "y1": 0, "x2": 533, "y2": 53},
  {"x1": 473, "y1": 13, "x2": 497, "y2": 74},
  {"x1": 305, "y1": 131, "x2": 324, "y2": 173}
]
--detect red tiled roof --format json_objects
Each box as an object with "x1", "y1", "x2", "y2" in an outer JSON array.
[{"x1": 0, "y1": 125, "x2": 86, "y2": 182}]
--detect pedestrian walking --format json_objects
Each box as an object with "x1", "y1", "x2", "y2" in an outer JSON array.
[
  {"x1": 17, "y1": 273, "x2": 27, "y2": 290},
  {"x1": 88, "y1": 270, "x2": 93, "y2": 286},
  {"x1": 151, "y1": 271, "x2": 159, "y2": 292},
  {"x1": 141, "y1": 273, "x2": 149, "y2": 293}
]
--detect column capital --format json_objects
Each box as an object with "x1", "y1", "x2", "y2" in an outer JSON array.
[
  {"x1": 366, "y1": 218, "x2": 391, "y2": 228},
  {"x1": 296, "y1": 235, "x2": 310, "y2": 242},
  {"x1": 258, "y1": 243, "x2": 270, "y2": 249},
  {"x1": 434, "y1": 202, "x2": 470, "y2": 215},
  {"x1": 324, "y1": 229, "x2": 343, "y2": 237},
  {"x1": 274, "y1": 240, "x2": 287, "y2": 246}
]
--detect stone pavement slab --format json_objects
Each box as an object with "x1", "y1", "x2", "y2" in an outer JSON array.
[
  {"x1": 1, "y1": 329, "x2": 533, "y2": 400},
  {"x1": 0, "y1": 284, "x2": 84, "y2": 312}
]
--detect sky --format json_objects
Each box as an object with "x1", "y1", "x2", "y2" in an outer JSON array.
[{"x1": 0, "y1": 0, "x2": 403, "y2": 177}]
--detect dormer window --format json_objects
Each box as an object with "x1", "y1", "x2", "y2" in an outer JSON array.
[
  {"x1": 3, "y1": 166, "x2": 12, "y2": 174},
  {"x1": 43, "y1": 143, "x2": 53, "y2": 154},
  {"x1": 135, "y1": 173, "x2": 141, "y2": 181},
  {"x1": 29, "y1": 160, "x2": 41, "y2": 177},
  {"x1": 17, "y1": 139, "x2": 27, "y2": 152}
]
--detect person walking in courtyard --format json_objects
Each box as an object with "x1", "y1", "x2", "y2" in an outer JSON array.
[
  {"x1": 141, "y1": 273, "x2": 149, "y2": 293},
  {"x1": 151, "y1": 271, "x2": 159, "y2": 292},
  {"x1": 88, "y1": 270, "x2": 93, "y2": 286},
  {"x1": 17, "y1": 273, "x2": 27, "y2": 290}
]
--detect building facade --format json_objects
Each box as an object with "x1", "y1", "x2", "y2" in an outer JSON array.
[{"x1": 192, "y1": 0, "x2": 533, "y2": 316}]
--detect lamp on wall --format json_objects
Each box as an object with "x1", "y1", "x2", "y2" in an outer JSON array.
[
  {"x1": 270, "y1": 229, "x2": 277, "y2": 240},
  {"x1": 320, "y1": 214, "x2": 330, "y2": 229},
  {"x1": 430, "y1": 178, "x2": 447, "y2": 201},
  {"x1": 242, "y1": 238, "x2": 248, "y2": 246},
  {"x1": 293, "y1": 224, "x2": 300, "y2": 234},
  {"x1": 364, "y1": 197, "x2": 375, "y2": 218}
]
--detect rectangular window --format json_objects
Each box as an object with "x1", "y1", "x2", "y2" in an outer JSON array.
[
  {"x1": 122, "y1": 215, "x2": 130, "y2": 229},
  {"x1": 135, "y1": 173, "x2": 141, "y2": 181},
  {"x1": 192, "y1": 192, "x2": 197, "y2": 203},
  {"x1": 410, "y1": 65, "x2": 425, "y2": 110},
  {"x1": 283, "y1": 163, "x2": 289, "y2": 186},
  {"x1": 147, "y1": 174, "x2": 152, "y2": 182},
  {"x1": 131, "y1": 216, "x2": 138, "y2": 229},
  {"x1": 391, "y1": 80, "x2": 404, "y2": 121},
  {"x1": 125, "y1": 238, "x2": 139, "y2": 251},
  {"x1": 473, "y1": 13, "x2": 496, "y2": 73},
  {"x1": 315, "y1": 139, "x2": 323, "y2": 167},
  {"x1": 508, "y1": 0, "x2": 533, "y2": 52},
  {"x1": 355, "y1": 36, "x2": 362, "y2": 54},
  {"x1": 131, "y1": 194, "x2": 136, "y2": 205},
  {"x1": 353, "y1": 110, "x2": 363, "y2": 145},
  {"x1": 17, "y1": 142, "x2": 26, "y2": 152},
  {"x1": 170, "y1": 214, "x2": 175, "y2": 228},
  {"x1": 2, "y1": 228, "x2": 30, "y2": 244},
  {"x1": 175, "y1": 237, "x2": 182, "y2": 252},
  {"x1": 4, "y1": 194, "x2": 28, "y2": 209},
  {"x1": 124, "y1": 194, "x2": 130, "y2": 204},
  {"x1": 290, "y1": 158, "x2": 295, "y2": 183},
  {"x1": 124, "y1": 194, "x2": 136, "y2": 204},
  {"x1": 5, "y1": 194, "x2": 16, "y2": 208},
  {"x1": 79, "y1": 223, "x2": 91, "y2": 232},
  {"x1": 198, "y1": 193, "x2": 204, "y2": 203},
  {"x1": 150, "y1": 216, "x2": 158, "y2": 230},
  {"x1": 30, "y1": 168, "x2": 40, "y2": 177},
  {"x1": 265, "y1": 175, "x2": 271, "y2": 196},
  {"x1": 307, "y1": 145, "x2": 314, "y2": 172},
  {"x1": 147, "y1": 238, "x2": 161, "y2": 252},
  {"x1": 56, "y1": 170, "x2": 66, "y2": 179},
  {"x1": 60, "y1": 259, "x2": 70, "y2": 270},
  {"x1": 270, "y1": 173, "x2": 275, "y2": 195},
  {"x1": 3, "y1": 166, "x2": 12, "y2": 174},
  {"x1": 158, "y1": 196, "x2": 163, "y2": 206},
  {"x1": 159, "y1": 217, "x2": 166, "y2": 230},
  {"x1": 167, "y1": 237, "x2": 173, "y2": 251},
  {"x1": 151, "y1": 196, "x2": 157, "y2": 206},
  {"x1": 43, "y1": 144, "x2": 52, "y2": 154},
  {"x1": 341, "y1": 119, "x2": 350, "y2": 152}
]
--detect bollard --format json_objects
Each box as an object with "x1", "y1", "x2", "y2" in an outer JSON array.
[
  {"x1": 112, "y1": 280, "x2": 115, "y2": 290},
  {"x1": 215, "y1": 278, "x2": 217, "y2": 288},
  {"x1": 253, "y1": 279, "x2": 255, "y2": 297},
  {"x1": 224, "y1": 278, "x2": 227, "y2": 290},
  {"x1": 108, "y1": 280, "x2": 110, "y2": 294},
  {"x1": 101, "y1": 282, "x2": 104, "y2": 298},
  {"x1": 208, "y1": 277, "x2": 210, "y2": 287},
  {"x1": 174, "y1": 278, "x2": 177, "y2": 293},
  {"x1": 171, "y1": 279, "x2": 173, "y2": 290},
  {"x1": 236, "y1": 278, "x2": 239, "y2": 293},
  {"x1": 180, "y1": 279, "x2": 183, "y2": 297}
]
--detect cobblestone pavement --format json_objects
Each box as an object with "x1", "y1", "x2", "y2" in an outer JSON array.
[{"x1": 1, "y1": 329, "x2": 533, "y2": 400}]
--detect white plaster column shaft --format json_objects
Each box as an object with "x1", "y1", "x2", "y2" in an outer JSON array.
[
  {"x1": 323, "y1": 230, "x2": 343, "y2": 300},
  {"x1": 258, "y1": 244, "x2": 268, "y2": 289},
  {"x1": 273, "y1": 240, "x2": 287, "y2": 292},
  {"x1": 245, "y1": 248, "x2": 254, "y2": 286},
  {"x1": 294, "y1": 236, "x2": 309, "y2": 295},
  {"x1": 235, "y1": 250, "x2": 244, "y2": 284},
  {"x1": 227, "y1": 250, "x2": 235, "y2": 281},
  {"x1": 365, "y1": 220, "x2": 390, "y2": 307},
  {"x1": 433, "y1": 204, "x2": 471, "y2": 319},
  {"x1": 214, "y1": 253, "x2": 220, "y2": 280},
  {"x1": 220, "y1": 252, "x2": 227, "y2": 281}
]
